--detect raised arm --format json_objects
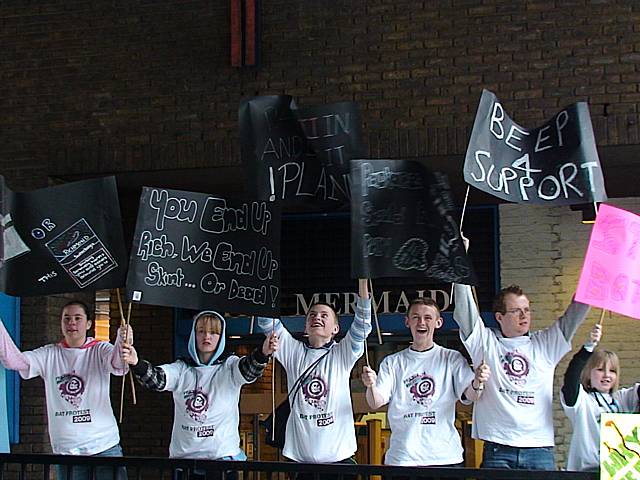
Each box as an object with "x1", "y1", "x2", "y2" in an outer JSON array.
[
  {"x1": 344, "y1": 279, "x2": 372, "y2": 359},
  {"x1": 256, "y1": 316, "x2": 287, "y2": 337},
  {"x1": 453, "y1": 283, "x2": 480, "y2": 340},
  {"x1": 562, "y1": 324, "x2": 600, "y2": 407},
  {"x1": 0, "y1": 318, "x2": 29, "y2": 373},
  {"x1": 557, "y1": 298, "x2": 591, "y2": 343}
]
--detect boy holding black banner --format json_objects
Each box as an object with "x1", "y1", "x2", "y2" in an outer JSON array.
[
  {"x1": 257, "y1": 279, "x2": 371, "y2": 477},
  {"x1": 0, "y1": 300, "x2": 129, "y2": 480},
  {"x1": 121, "y1": 310, "x2": 277, "y2": 478},
  {"x1": 453, "y1": 279, "x2": 590, "y2": 470},
  {"x1": 361, "y1": 296, "x2": 490, "y2": 467}
]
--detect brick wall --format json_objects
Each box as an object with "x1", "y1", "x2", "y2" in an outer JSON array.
[
  {"x1": 0, "y1": 1, "x2": 639, "y2": 178},
  {"x1": 1, "y1": 0, "x2": 639, "y2": 474},
  {"x1": 499, "y1": 197, "x2": 640, "y2": 468}
]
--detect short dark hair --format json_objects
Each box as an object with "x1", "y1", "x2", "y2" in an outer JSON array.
[
  {"x1": 407, "y1": 297, "x2": 441, "y2": 317},
  {"x1": 61, "y1": 300, "x2": 92, "y2": 321},
  {"x1": 306, "y1": 302, "x2": 339, "y2": 323},
  {"x1": 492, "y1": 285, "x2": 525, "y2": 314}
]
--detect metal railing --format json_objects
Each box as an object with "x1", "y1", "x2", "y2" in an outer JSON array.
[{"x1": 0, "y1": 454, "x2": 599, "y2": 480}]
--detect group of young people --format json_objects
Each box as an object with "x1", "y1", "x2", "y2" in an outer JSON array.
[{"x1": 0, "y1": 272, "x2": 636, "y2": 478}]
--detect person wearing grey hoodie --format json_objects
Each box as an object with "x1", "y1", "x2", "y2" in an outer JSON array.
[{"x1": 122, "y1": 310, "x2": 277, "y2": 465}]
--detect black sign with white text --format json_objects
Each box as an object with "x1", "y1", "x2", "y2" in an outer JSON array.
[
  {"x1": 464, "y1": 89, "x2": 607, "y2": 204},
  {"x1": 239, "y1": 95, "x2": 364, "y2": 212},
  {"x1": 0, "y1": 176, "x2": 126, "y2": 296},
  {"x1": 350, "y1": 160, "x2": 476, "y2": 285},
  {"x1": 126, "y1": 187, "x2": 281, "y2": 316}
]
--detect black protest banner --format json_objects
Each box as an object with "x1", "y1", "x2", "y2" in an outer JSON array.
[
  {"x1": 239, "y1": 95, "x2": 364, "y2": 212},
  {"x1": 0, "y1": 176, "x2": 127, "y2": 296},
  {"x1": 464, "y1": 89, "x2": 607, "y2": 205},
  {"x1": 350, "y1": 160, "x2": 477, "y2": 285},
  {"x1": 126, "y1": 187, "x2": 281, "y2": 316}
]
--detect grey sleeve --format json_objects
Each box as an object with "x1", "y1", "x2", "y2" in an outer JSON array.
[
  {"x1": 557, "y1": 299, "x2": 591, "y2": 342},
  {"x1": 453, "y1": 283, "x2": 480, "y2": 339}
]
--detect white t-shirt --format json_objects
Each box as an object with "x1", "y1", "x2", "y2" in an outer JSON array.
[
  {"x1": 160, "y1": 356, "x2": 249, "y2": 459},
  {"x1": 562, "y1": 385, "x2": 639, "y2": 471},
  {"x1": 375, "y1": 345, "x2": 474, "y2": 466},
  {"x1": 463, "y1": 320, "x2": 570, "y2": 447},
  {"x1": 260, "y1": 297, "x2": 371, "y2": 463},
  {"x1": 22, "y1": 342, "x2": 123, "y2": 455}
]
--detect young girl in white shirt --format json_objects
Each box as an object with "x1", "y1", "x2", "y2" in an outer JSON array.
[{"x1": 561, "y1": 324, "x2": 639, "y2": 471}]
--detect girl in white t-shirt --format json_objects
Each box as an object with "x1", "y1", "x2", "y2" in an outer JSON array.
[
  {"x1": 561, "y1": 324, "x2": 639, "y2": 471},
  {"x1": 0, "y1": 300, "x2": 130, "y2": 480}
]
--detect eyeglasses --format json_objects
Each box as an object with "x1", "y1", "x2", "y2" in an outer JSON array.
[{"x1": 505, "y1": 308, "x2": 531, "y2": 316}]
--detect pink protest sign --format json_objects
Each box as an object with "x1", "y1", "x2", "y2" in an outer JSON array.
[{"x1": 576, "y1": 204, "x2": 640, "y2": 319}]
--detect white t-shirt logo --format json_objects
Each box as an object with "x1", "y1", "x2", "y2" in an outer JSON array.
[
  {"x1": 57, "y1": 372, "x2": 85, "y2": 407},
  {"x1": 501, "y1": 351, "x2": 530, "y2": 385},
  {"x1": 405, "y1": 373, "x2": 436, "y2": 407},
  {"x1": 302, "y1": 375, "x2": 329, "y2": 409},
  {"x1": 184, "y1": 388, "x2": 209, "y2": 423}
]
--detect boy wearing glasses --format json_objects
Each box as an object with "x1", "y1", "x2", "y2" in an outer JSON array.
[{"x1": 453, "y1": 283, "x2": 590, "y2": 470}]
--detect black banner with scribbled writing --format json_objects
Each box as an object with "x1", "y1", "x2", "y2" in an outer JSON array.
[
  {"x1": 464, "y1": 89, "x2": 607, "y2": 205},
  {"x1": 239, "y1": 95, "x2": 364, "y2": 212},
  {"x1": 0, "y1": 176, "x2": 127, "y2": 296},
  {"x1": 350, "y1": 160, "x2": 477, "y2": 285},
  {"x1": 126, "y1": 187, "x2": 281, "y2": 316}
]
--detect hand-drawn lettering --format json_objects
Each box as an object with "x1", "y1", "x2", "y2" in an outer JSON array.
[
  {"x1": 129, "y1": 186, "x2": 281, "y2": 316},
  {"x1": 464, "y1": 90, "x2": 606, "y2": 205},
  {"x1": 260, "y1": 136, "x2": 304, "y2": 161},
  {"x1": 360, "y1": 162, "x2": 424, "y2": 194},
  {"x1": 228, "y1": 279, "x2": 266, "y2": 305},
  {"x1": 612, "y1": 275, "x2": 629, "y2": 302},
  {"x1": 145, "y1": 262, "x2": 184, "y2": 287},
  {"x1": 297, "y1": 113, "x2": 351, "y2": 140},
  {"x1": 363, "y1": 234, "x2": 392, "y2": 258},
  {"x1": 200, "y1": 272, "x2": 226, "y2": 294},
  {"x1": 627, "y1": 222, "x2": 640, "y2": 260},
  {"x1": 213, "y1": 242, "x2": 256, "y2": 276},
  {"x1": 361, "y1": 201, "x2": 406, "y2": 227},
  {"x1": 137, "y1": 232, "x2": 176, "y2": 261},
  {"x1": 149, "y1": 189, "x2": 197, "y2": 231},
  {"x1": 392, "y1": 238, "x2": 428, "y2": 271},
  {"x1": 256, "y1": 247, "x2": 278, "y2": 281},
  {"x1": 585, "y1": 262, "x2": 608, "y2": 301},
  {"x1": 593, "y1": 216, "x2": 626, "y2": 255},
  {"x1": 181, "y1": 237, "x2": 213, "y2": 263},
  {"x1": 200, "y1": 199, "x2": 271, "y2": 235}
]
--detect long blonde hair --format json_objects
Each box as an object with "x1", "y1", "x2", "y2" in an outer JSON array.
[{"x1": 580, "y1": 349, "x2": 620, "y2": 393}]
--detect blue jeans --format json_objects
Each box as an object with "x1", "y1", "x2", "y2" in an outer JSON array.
[
  {"x1": 482, "y1": 442, "x2": 555, "y2": 470},
  {"x1": 55, "y1": 444, "x2": 127, "y2": 480}
]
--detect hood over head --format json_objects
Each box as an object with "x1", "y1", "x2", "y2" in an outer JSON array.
[{"x1": 188, "y1": 310, "x2": 226, "y2": 366}]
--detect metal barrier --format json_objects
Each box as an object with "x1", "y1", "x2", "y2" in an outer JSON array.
[{"x1": 0, "y1": 454, "x2": 599, "y2": 480}]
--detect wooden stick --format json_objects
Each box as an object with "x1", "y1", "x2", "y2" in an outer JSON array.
[
  {"x1": 271, "y1": 318, "x2": 276, "y2": 442},
  {"x1": 124, "y1": 302, "x2": 136, "y2": 405},
  {"x1": 471, "y1": 286, "x2": 480, "y2": 310},
  {"x1": 459, "y1": 185, "x2": 471, "y2": 232},
  {"x1": 117, "y1": 290, "x2": 136, "y2": 422},
  {"x1": 116, "y1": 289, "x2": 126, "y2": 326},
  {"x1": 369, "y1": 278, "x2": 383, "y2": 345},
  {"x1": 598, "y1": 309, "x2": 606, "y2": 326},
  {"x1": 116, "y1": 289, "x2": 127, "y2": 423}
]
